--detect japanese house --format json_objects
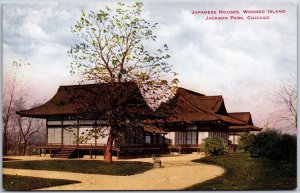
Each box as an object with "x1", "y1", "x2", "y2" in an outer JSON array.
[
  {"x1": 154, "y1": 88, "x2": 262, "y2": 149},
  {"x1": 228, "y1": 112, "x2": 262, "y2": 144},
  {"x1": 17, "y1": 82, "x2": 261, "y2": 158},
  {"x1": 17, "y1": 82, "x2": 166, "y2": 158}
]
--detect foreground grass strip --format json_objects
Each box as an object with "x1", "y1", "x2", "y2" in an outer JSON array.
[
  {"x1": 3, "y1": 160, "x2": 153, "y2": 176},
  {"x1": 3, "y1": 174, "x2": 80, "y2": 191},
  {"x1": 186, "y1": 152, "x2": 296, "y2": 190}
]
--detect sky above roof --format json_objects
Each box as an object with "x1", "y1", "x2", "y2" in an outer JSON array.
[{"x1": 3, "y1": 2, "x2": 297, "y2": 133}]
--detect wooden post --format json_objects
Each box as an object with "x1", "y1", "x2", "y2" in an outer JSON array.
[
  {"x1": 61, "y1": 119, "x2": 64, "y2": 147},
  {"x1": 90, "y1": 144, "x2": 92, "y2": 159},
  {"x1": 50, "y1": 149, "x2": 52, "y2": 157},
  {"x1": 94, "y1": 120, "x2": 97, "y2": 147},
  {"x1": 77, "y1": 119, "x2": 80, "y2": 146},
  {"x1": 196, "y1": 127, "x2": 199, "y2": 145},
  {"x1": 46, "y1": 119, "x2": 48, "y2": 145},
  {"x1": 117, "y1": 149, "x2": 119, "y2": 160},
  {"x1": 77, "y1": 119, "x2": 80, "y2": 158},
  {"x1": 39, "y1": 148, "x2": 41, "y2": 157}
]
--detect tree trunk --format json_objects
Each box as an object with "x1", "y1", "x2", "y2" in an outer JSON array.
[
  {"x1": 18, "y1": 140, "x2": 22, "y2": 155},
  {"x1": 23, "y1": 140, "x2": 28, "y2": 155},
  {"x1": 3, "y1": 131, "x2": 7, "y2": 156},
  {"x1": 104, "y1": 131, "x2": 115, "y2": 163},
  {"x1": 3, "y1": 120, "x2": 9, "y2": 156}
]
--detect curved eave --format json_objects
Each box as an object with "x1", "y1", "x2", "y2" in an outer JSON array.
[
  {"x1": 218, "y1": 115, "x2": 246, "y2": 125},
  {"x1": 16, "y1": 110, "x2": 79, "y2": 119},
  {"x1": 229, "y1": 125, "x2": 262, "y2": 132}
]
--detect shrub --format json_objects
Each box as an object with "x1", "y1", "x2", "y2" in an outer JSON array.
[
  {"x1": 249, "y1": 130, "x2": 281, "y2": 158},
  {"x1": 249, "y1": 130, "x2": 296, "y2": 162},
  {"x1": 238, "y1": 132, "x2": 256, "y2": 152},
  {"x1": 272, "y1": 134, "x2": 296, "y2": 162},
  {"x1": 203, "y1": 137, "x2": 225, "y2": 156}
]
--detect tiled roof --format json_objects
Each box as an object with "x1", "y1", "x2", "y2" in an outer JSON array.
[
  {"x1": 156, "y1": 93, "x2": 221, "y2": 123},
  {"x1": 218, "y1": 115, "x2": 246, "y2": 125},
  {"x1": 229, "y1": 125, "x2": 262, "y2": 132},
  {"x1": 228, "y1": 112, "x2": 253, "y2": 125},
  {"x1": 228, "y1": 112, "x2": 262, "y2": 131},
  {"x1": 156, "y1": 87, "x2": 261, "y2": 132},
  {"x1": 178, "y1": 88, "x2": 226, "y2": 113},
  {"x1": 157, "y1": 87, "x2": 232, "y2": 124},
  {"x1": 17, "y1": 82, "x2": 153, "y2": 119}
]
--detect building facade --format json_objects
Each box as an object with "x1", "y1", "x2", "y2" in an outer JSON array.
[{"x1": 17, "y1": 83, "x2": 261, "y2": 157}]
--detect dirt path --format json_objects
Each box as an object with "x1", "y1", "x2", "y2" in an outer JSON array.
[{"x1": 3, "y1": 154, "x2": 224, "y2": 190}]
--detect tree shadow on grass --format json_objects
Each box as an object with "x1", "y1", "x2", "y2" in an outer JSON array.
[{"x1": 186, "y1": 153, "x2": 296, "y2": 190}]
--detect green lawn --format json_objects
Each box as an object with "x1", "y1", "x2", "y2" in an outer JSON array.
[
  {"x1": 3, "y1": 174, "x2": 80, "y2": 191},
  {"x1": 186, "y1": 152, "x2": 296, "y2": 190},
  {"x1": 3, "y1": 160, "x2": 153, "y2": 176}
]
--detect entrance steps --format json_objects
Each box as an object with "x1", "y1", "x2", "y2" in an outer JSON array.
[{"x1": 53, "y1": 147, "x2": 77, "y2": 158}]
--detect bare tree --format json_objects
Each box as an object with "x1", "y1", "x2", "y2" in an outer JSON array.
[
  {"x1": 275, "y1": 76, "x2": 297, "y2": 129},
  {"x1": 14, "y1": 96, "x2": 44, "y2": 155},
  {"x1": 2, "y1": 60, "x2": 30, "y2": 155},
  {"x1": 3, "y1": 60, "x2": 45, "y2": 155},
  {"x1": 16, "y1": 117, "x2": 44, "y2": 155},
  {"x1": 2, "y1": 77, "x2": 16, "y2": 155}
]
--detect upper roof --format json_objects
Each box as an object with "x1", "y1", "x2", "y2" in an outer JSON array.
[
  {"x1": 17, "y1": 82, "x2": 153, "y2": 119},
  {"x1": 228, "y1": 112, "x2": 262, "y2": 132},
  {"x1": 228, "y1": 112, "x2": 254, "y2": 125},
  {"x1": 156, "y1": 87, "x2": 244, "y2": 125},
  {"x1": 177, "y1": 88, "x2": 227, "y2": 114}
]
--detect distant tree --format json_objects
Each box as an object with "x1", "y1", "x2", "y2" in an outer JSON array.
[
  {"x1": 3, "y1": 60, "x2": 45, "y2": 155},
  {"x1": 275, "y1": 76, "x2": 297, "y2": 129},
  {"x1": 2, "y1": 60, "x2": 30, "y2": 155},
  {"x1": 68, "y1": 2, "x2": 178, "y2": 163},
  {"x1": 14, "y1": 97, "x2": 44, "y2": 155}
]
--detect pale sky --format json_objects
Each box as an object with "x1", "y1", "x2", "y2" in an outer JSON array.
[{"x1": 2, "y1": 2, "x2": 297, "y2": 133}]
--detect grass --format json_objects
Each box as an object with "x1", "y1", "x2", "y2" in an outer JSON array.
[
  {"x1": 3, "y1": 174, "x2": 80, "y2": 191},
  {"x1": 186, "y1": 152, "x2": 296, "y2": 190},
  {"x1": 3, "y1": 160, "x2": 153, "y2": 176}
]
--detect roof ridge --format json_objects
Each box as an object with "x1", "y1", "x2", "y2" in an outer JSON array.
[
  {"x1": 59, "y1": 81, "x2": 136, "y2": 88},
  {"x1": 178, "y1": 87, "x2": 205, "y2": 96}
]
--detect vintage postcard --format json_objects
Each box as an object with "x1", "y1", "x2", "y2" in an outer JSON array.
[{"x1": 2, "y1": 1, "x2": 297, "y2": 191}]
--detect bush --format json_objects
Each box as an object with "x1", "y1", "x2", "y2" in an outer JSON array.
[
  {"x1": 272, "y1": 134, "x2": 296, "y2": 162},
  {"x1": 203, "y1": 137, "x2": 225, "y2": 156},
  {"x1": 249, "y1": 130, "x2": 296, "y2": 162},
  {"x1": 238, "y1": 132, "x2": 255, "y2": 152},
  {"x1": 249, "y1": 130, "x2": 281, "y2": 158}
]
